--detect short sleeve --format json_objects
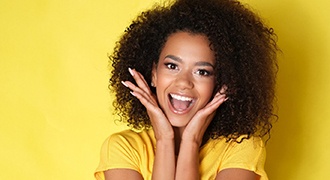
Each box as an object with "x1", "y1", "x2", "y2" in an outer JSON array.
[
  {"x1": 219, "y1": 137, "x2": 268, "y2": 180},
  {"x1": 94, "y1": 132, "x2": 141, "y2": 180}
]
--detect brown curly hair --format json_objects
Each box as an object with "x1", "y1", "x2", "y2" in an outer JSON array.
[{"x1": 109, "y1": 0, "x2": 278, "y2": 141}]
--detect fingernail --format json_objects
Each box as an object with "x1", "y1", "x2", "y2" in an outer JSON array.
[
  {"x1": 121, "y1": 81, "x2": 128, "y2": 87},
  {"x1": 128, "y1": 68, "x2": 134, "y2": 76},
  {"x1": 130, "y1": 91, "x2": 136, "y2": 96}
]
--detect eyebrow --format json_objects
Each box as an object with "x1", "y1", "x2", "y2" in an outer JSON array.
[
  {"x1": 165, "y1": 55, "x2": 215, "y2": 68},
  {"x1": 195, "y1": 61, "x2": 215, "y2": 69},
  {"x1": 165, "y1": 55, "x2": 182, "y2": 62}
]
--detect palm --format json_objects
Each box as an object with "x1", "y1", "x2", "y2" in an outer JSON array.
[
  {"x1": 182, "y1": 90, "x2": 227, "y2": 145},
  {"x1": 122, "y1": 68, "x2": 174, "y2": 140}
]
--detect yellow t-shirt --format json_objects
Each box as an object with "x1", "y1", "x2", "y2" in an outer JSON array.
[{"x1": 94, "y1": 129, "x2": 268, "y2": 180}]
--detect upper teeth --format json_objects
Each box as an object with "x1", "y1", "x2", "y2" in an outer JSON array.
[{"x1": 170, "y1": 94, "x2": 193, "y2": 101}]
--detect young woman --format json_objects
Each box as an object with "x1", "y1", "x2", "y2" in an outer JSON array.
[{"x1": 95, "y1": 0, "x2": 278, "y2": 179}]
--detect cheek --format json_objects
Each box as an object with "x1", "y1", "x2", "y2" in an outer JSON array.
[
  {"x1": 198, "y1": 82, "x2": 215, "y2": 98},
  {"x1": 155, "y1": 74, "x2": 171, "y2": 95},
  {"x1": 156, "y1": 71, "x2": 173, "y2": 86}
]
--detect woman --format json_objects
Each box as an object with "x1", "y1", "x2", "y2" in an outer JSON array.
[{"x1": 95, "y1": 0, "x2": 278, "y2": 179}]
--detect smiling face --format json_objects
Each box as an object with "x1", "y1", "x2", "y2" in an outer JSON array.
[{"x1": 152, "y1": 32, "x2": 216, "y2": 127}]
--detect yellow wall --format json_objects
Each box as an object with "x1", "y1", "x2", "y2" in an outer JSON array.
[
  {"x1": 0, "y1": 0, "x2": 329, "y2": 179},
  {"x1": 247, "y1": 1, "x2": 330, "y2": 179}
]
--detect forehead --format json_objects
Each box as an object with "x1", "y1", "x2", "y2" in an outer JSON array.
[{"x1": 159, "y1": 32, "x2": 215, "y2": 64}]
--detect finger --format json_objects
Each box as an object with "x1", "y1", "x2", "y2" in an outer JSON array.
[
  {"x1": 219, "y1": 85, "x2": 228, "y2": 94},
  {"x1": 129, "y1": 68, "x2": 152, "y2": 94},
  {"x1": 192, "y1": 93, "x2": 227, "y2": 125},
  {"x1": 130, "y1": 85, "x2": 174, "y2": 139},
  {"x1": 204, "y1": 92, "x2": 226, "y2": 111},
  {"x1": 205, "y1": 85, "x2": 228, "y2": 108},
  {"x1": 130, "y1": 90, "x2": 158, "y2": 110},
  {"x1": 123, "y1": 80, "x2": 157, "y2": 105},
  {"x1": 182, "y1": 88, "x2": 228, "y2": 143}
]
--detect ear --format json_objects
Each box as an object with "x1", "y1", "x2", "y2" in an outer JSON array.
[{"x1": 151, "y1": 63, "x2": 157, "y2": 87}]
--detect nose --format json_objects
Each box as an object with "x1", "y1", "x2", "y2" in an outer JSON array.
[{"x1": 174, "y1": 71, "x2": 194, "y2": 90}]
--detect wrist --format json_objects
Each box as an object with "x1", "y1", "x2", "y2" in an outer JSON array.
[
  {"x1": 155, "y1": 138, "x2": 175, "y2": 149},
  {"x1": 180, "y1": 139, "x2": 201, "y2": 148},
  {"x1": 181, "y1": 135, "x2": 203, "y2": 147}
]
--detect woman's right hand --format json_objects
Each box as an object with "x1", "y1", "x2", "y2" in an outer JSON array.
[{"x1": 121, "y1": 68, "x2": 174, "y2": 141}]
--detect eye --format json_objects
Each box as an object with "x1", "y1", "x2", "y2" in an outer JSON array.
[
  {"x1": 196, "y1": 69, "x2": 212, "y2": 76},
  {"x1": 165, "y1": 63, "x2": 178, "y2": 70}
]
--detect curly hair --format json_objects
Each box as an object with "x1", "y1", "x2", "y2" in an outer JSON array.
[{"x1": 109, "y1": 0, "x2": 278, "y2": 141}]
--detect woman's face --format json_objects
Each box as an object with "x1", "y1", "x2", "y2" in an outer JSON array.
[{"x1": 152, "y1": 32, "x2": 216, "y2": 127}]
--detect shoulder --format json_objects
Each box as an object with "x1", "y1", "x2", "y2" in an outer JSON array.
[
  {"x1": 199, "y1": 136, "x2": 267, "y2": 179},
  {"x1": 95, "y1": 129, "x2": 155, "y2": 179},
  {"x1": 96, "y1": 129, "x2": 155, "y2": 170},
  {"x1": 104, "y1": 129, "x2": 156, "y2": 150},
  {"x1": 109, "y1": 129, "x2": 155, "y2": 141},
  {"x1": 229, "y1": 136, "x2": 265, "y2": 151},
  {"x1": 218, "y1": 136, "x2": 267, "y2": 179},
  {"x1": 108, "y1": 129, "x2": 142, "y2": 142},
  {"x1": 205, "y1": 135, "x2": 265, "y2": 153},
  {"x1": 203, "y1": 135, "x2": 266, "y2": 163},
  {"x1": 220, "y1": 136, "x2": 266, "y2": 162}
]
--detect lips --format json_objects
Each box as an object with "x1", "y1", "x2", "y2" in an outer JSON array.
[{"x1": 169, "y1": 93, "x2": 195, "y2": 114}]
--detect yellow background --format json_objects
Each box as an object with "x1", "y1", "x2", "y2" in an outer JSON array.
[{"x1": 0, "y1": 0, "x2": 329, "y2": 179}]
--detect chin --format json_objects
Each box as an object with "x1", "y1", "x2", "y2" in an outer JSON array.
[{"x1": 167, "y1": 117, "x2": 190, "y2": 128}]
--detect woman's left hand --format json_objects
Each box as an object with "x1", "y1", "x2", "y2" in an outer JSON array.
[
  {"x1": 175, "y1": 87, "x2": 227, "y2": 180},
  {"x1": 181, "y1": 87, "x2": 227, "y2": 146}
]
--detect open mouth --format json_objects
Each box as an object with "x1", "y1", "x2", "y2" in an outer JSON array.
[{"x1": 169, "y1": 93, "x2": 195, "y2": 113}]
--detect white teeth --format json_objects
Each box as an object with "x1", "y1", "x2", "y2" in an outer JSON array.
[{"x1": 170, "y1": 94, "x2": 193, "y2": 101}]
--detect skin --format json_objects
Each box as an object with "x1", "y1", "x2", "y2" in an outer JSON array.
[{"x1": 105, "y1": 32, "x2": 260, "y2": 180}]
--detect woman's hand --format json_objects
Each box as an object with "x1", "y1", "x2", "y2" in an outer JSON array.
[
  {"x1": 175, "y1": 87, "x2": 227, "y2": 180},
  {"x1": 182, "y1": 87, "x2": 227, "y2": 146},
  {"x1": 122, "y1": 68, "x2": 176, "y2": 180},
  {"x1": 121, "y1": 68, "x2": 174, "y2": 140}
]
